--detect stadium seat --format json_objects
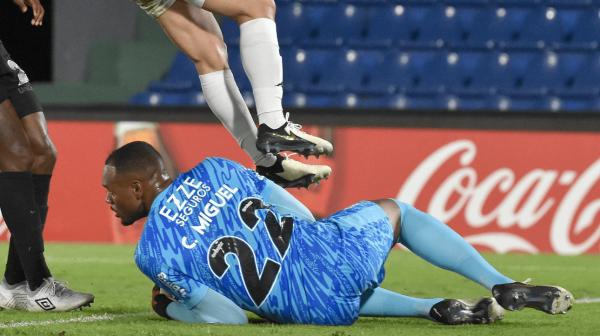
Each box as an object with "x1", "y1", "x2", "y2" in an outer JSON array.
[
  {"x1": 340, "y1": 49, "x2": 389, "y2": 94},
  {"x1": 508, "y1": 7, "x2": 561, "y2": 49},
  {"x1": 437, "y1": 50, "x2": 492, "y2": 96},
  {"x1": 569, "y1": 9, "x2": 600, "y2": 49},
  {"x1": 541, "y1": 96, "x2": 594, "y2": 112},
  {"x1": 276, "y1": 2, "x2": 312, "y2": 45},
  {"x1": 488, "y1": 7, "x2": 536, "y2": 49},
  {"x1": 397, "y1": 50, "x2": 446, "y2": 95},
  {"x1": 387, "y1": 94, "x2": 447, "y2": 110},
  {"x1": 416, "y1": 5, "x2": 482, "y2": 48},
  {"x1": 129, "y1": 91, "x2": 207, "y2": 106},
  {"x1": 349, "y1": 4, "x2": 409, "y2": 47},
  {"x1": 545, "y1": 0, "x2": 599, "y2": 7},
  {"x1": 298, "y1": 3, "x2": 368, "y2": 47},
  {"x1": 561, "y1": 52, "x2": 600, "y2": 96},
  {"x1": 282, "y1": 48, "x2": 344, "y2": 93},
  {"x1": 220, "y1": 18, "x2": 240, "y2": 45},
  {"x1": 473, "y1": 51, "x2": 547, "y2": 97},
  {"x1": 146, "y1": 52, "x2": 200, "y2": 92}
]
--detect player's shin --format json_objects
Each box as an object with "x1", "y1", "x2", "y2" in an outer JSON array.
[
  {"x1": 0, "y1": 171, "x2": 51, "y2": 290},
  {"x1": 359, "y1": 287, "x2": 442, "y2": 320},
  {"x1": 392, "y1": 200, "x2": 514, "y2": 291}
]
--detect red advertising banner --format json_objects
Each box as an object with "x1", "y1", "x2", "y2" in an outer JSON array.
[{"x1": 1, "y1": 121, "x2": 598, "y2": 255}]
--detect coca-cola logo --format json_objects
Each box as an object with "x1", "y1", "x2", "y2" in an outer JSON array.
[{"x1": 397, "y1": 140, "x2": 600, "y2": 255}]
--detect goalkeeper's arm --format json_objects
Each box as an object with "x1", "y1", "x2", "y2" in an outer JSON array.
[{"x1": 152, "y1": 285, "x2": 248, "y2": 324}]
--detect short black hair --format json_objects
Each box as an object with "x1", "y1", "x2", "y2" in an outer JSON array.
[{"x1": 105, "y1": 141, "x2": 163, "y2": 174}]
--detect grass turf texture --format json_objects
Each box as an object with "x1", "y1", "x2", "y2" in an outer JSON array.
[{"x1": 0, "y1": 243, "x2": 598, "y2": 335}]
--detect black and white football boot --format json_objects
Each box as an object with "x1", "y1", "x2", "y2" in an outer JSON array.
[
  {"x1": 256, "y1": 113, "x2": 333, "y2": 158},
  {"x1": 256, "y1": 153, "x2": 331, "y2": 189},
  {"x1": 429, "y1": 297, "x2": 506, "y2": 325},
  {"x1": 492, "y1": 278, "x2": 574, "y2": 315}
]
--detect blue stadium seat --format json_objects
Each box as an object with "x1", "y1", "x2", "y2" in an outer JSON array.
[
  {"x1": 437, "y1": 50, "x2": 492, "y2": 95},
  {"x1": 129, "y1": 91, "x2": 207, "y2": 106},
  {"x1": 490, "y1": 7, "x2": 536, "y2": 49},
  {"x1": 355, "y1": 94, "x2": 394, "y2": 108},
  {"x1": 541, "y1": 96, "x2": 594, "y2": 112},
  {"x1": 281, "y1": 48, "x2": 343, "y2": 93},
  {"x1": 545, "y1": 0, "x2": 599, "y2": 7},
  {"x1": 561, "y1": 52, "x2": 600, "y2": 95},
  {"x1": 349, "y1": 4, "x2": 409, "y2": 47},
  {"x1": 473, "y1": 51, "x2": 547, "y2": 96},
  {"x1": 416, "y1": 5, "x2": 483, "y2": 48},
  {"x1": 400, "y1": 50, "x2": 446, "y2": 94},
  {"x1": 299, "y1": 3, "x2": 367, "y2": 46},
  {"x1": 146, "y1": 52, "x2": 200, "y2": 92},
  {"x1": 276, "y1": 2, "x2": 312, "y2": 45},
  {"x1": 340, "y1": 49, "x2": 388, "y2": 94},
  {"x1": 499, "y1": 96, "x2": 546, "y2": 111},
  {"x1": 387, "y1": 94, "x2": 447, "y2": 110},
  {"x1": 221, "y1": 18, "x2": 240, "y2": 45},
  {"x1": 495, "y1": 0, "x2": 542, "y2": 6},
  {"x1": 550, "y1": 52, "x2": 598, "y2": 96},
  {"x1": 507, "y1": 7, "x2": 561, "y2": 49},
  {"x1": 569, "y1": 9, "x2": 600, "y2": 48},
  {"x1": 372, "y1": 50, "x2": 442, "y2": 95}
]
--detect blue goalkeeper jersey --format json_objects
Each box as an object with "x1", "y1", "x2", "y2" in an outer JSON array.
[{"x1": 135, "y1": 157, "x2": 390, "y2": 325}]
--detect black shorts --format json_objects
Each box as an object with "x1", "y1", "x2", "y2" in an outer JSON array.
[{"x1": 0, "y1": 41, "x2": 43, "y2": 119}]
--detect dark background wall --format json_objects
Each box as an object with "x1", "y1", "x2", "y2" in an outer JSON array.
[{"x1": 0, "y1": 0, "x2": 53, "y2": 82}]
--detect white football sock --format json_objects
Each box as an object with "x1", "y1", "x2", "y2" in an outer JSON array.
[
  {"x1": 239, "y1": 18, "x2": 286, "y2": 130},
  {"x1": 199, "y1": 70, "x2": 276, "y2": 167}
]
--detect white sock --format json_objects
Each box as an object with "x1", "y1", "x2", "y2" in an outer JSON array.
[
  {"x1": 199, "y1": 70, "x2": 276, "y2": 167},
  {"x1": 239, "y1": 18, "x2": 286, "y2": 129}
]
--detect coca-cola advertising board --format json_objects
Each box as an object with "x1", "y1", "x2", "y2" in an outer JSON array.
[{"x1": 0, "y1": 121, "x2": 598, "y2": 255}]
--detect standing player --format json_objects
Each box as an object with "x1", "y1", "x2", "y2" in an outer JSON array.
[
  {"x1": 102, "y1": 141, "x2": 574, "y2": 325},
  {"x1": 131, "y1": 0, "x2": 332, "y2": 189},
  {"x1": 0, "y1": 0, "x2": 94, "y2": 312}
]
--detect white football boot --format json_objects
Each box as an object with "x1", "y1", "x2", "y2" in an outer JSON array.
[{"x1": 26, "y1": 277, "x2": 94, "y2": 312}]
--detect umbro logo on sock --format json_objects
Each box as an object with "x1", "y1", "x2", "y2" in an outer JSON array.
[
  {"x1": 275, "y1": 82, "x2": 283, "y2": 87},
  {"x1": 36, "y1": 298, "x2": 56, "y2": 310}
]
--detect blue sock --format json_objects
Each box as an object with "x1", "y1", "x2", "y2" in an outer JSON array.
[
  {"x1": 393, "y1": 200, "x2": 513, "y2": 291},
  {"x1": 359, "y1": 287, "x2": 442, "y2": 320}
]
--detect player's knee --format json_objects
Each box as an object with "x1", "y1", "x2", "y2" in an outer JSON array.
[
  {"x1": 231, "y1": 0, "x2": 276, "y2": 23},
  {"x1": 372, "y1": 199, "x2": 401, "y2": 240},
  {"x1": 0, "y1": 145, "x2": 35, "y2": 172},
  {"x1": 191, "y1": 44, "x2": 228, "y2": 74},
  {"x1": 33, "y1": 140, "x2": 57, "y2": 172}
]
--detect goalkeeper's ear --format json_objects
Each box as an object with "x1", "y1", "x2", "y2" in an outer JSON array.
[{"x1": 152, "y1": 285, "x2": 175, "y2": 319}]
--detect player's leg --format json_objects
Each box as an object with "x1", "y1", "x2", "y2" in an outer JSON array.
[
  {"x1": 358, "y1": 287, "x2": 505, "y2": 325},
  {"x1": 357, "y1": 200, "x2": 505, "y2": 325},
  {"x1": 0, "y1": 99, "x2": 50, "y2": 308},
  {"x1": 155, "y1": 1, "x2": 330, "y2": 188},
  {"x1": 200, "y1": 0, "x2": 333, "y2": 157},
  {"x1": 390, "y1": 200, "x2": 574, "y2": 315}
]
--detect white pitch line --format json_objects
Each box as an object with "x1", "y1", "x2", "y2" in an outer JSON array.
[
  {"x1": 1, "y1": 312, "x2": 154, "y2": 328},
  {"x1": 575, "y1": 297, "x2": 600, "y2": 303}
]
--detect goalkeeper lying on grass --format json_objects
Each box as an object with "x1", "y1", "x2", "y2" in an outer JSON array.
[{"x1": 102, "y1": 141, "x2": 574, "y2": 325}]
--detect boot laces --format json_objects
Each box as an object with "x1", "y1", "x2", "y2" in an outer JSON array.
[{"x1": 284, "y1": 112, "x2": 304, "y2": 135}]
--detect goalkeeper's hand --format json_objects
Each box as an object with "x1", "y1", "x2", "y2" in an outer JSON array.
[{"x1": 152, "y1": 285, "x2": 176, "y2": 319}]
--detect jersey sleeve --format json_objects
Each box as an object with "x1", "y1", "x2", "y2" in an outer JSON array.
[{"x1": 136, "y1": 253, "x2": 209, "y2": 310}]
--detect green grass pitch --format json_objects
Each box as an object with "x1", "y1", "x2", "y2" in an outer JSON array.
[{"x1": 0, "y1": 242, "x2": 598, "y2": 335}]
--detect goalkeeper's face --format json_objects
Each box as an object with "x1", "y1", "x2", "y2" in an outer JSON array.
[{"x1": 102, "y1": 164, "x2": 148, "y2": 226}]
